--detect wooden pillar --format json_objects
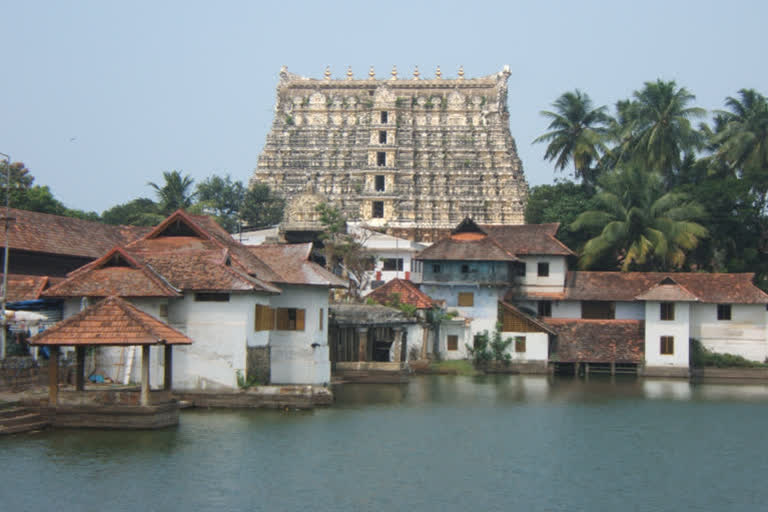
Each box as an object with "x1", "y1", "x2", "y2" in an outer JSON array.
[
  {"x1": 48, "y1": 346, "x2": 60, "y2": 406},
  {"x1": 585, "y1": 362, "x2": 590, "y2": 379},
  {"x1": 574, "y1": 362, "x2": 580, "y2": 377},
  {"x1": 357, "y1": 327, "x2": 368, "y2": 362},
  {"x1": 75, "y1": 346, "x2": 86, "y2": 391},
  {"x1": 164, "y1": 344, "x2": 173, "y2": 391},
  {"x1": 140, "y1": 345, "x2": 150, "y2": 406},
  {"x1": 610, "y1": 362, "x2": 616, "y2": 376}
]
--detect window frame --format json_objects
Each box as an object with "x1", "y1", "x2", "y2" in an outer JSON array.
[
  {"x1": 447, "y1": 335, "x2": 459, "y2": 351},
  {"x1": 194, "y1": 292, "x2": 230, "y2": 302},
  {"x1": 378, "y1": 130, "x2": 387, "y2": 144},
  {"x1": 372, "y1": 201, "x2": 384, "y2": 218},
  {"x1": 660, "y1": 302, "x2": 675, "y2": 321},
  {"x1": 382, "y1": 258, "x2": 404, "y2": 271},
  {"x1": 458, "y1": 292, "x2": 474, "y2": 307},
  {"x1": 380, "y1": 111, "x2": 388, "y2": 124},
  {"x1": 376, "y1": 151, "x2": 386, "y2": 167},
  {"x1": 717, "y1": 304, "x2": 732, "y2": 321},
  {"x1": 537, "y1": 262, "x2": 549, "y2": 277},
  {"x1": 374, "y1": 174, "x2": 385, "y2": 192},
  {"x1": 514, "y1": 336, "x2": 526, "y2": 353},
  {"x1": 275, "y1": 307, "x2": 306, "y2": 331},
  {"x1": 537, "y1": 301, "x2": 552, "y2": 317},
  {"x1": 660, "y1": 335, "x2": 674, "y2": 355}
]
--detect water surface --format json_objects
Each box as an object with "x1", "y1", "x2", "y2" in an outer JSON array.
[{"x1": 3, "y1": 375, "x2": 768, "y2": 511}]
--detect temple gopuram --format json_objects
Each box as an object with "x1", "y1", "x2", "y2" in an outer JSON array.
[{"x1": 251, "y1": 65, "x2": 528, "y2": 242}]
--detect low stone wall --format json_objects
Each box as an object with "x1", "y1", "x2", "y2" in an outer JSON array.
[
  {"x1": 176, "y1": 385, "x2": 333, "y2": 409},
  {"x1": 55, "y1": 388, "x2": 173, "y2": 407},
  {"x1": 333, "y1": 361, "x2": 410, "y2": 383},
  {"x1": 640, "y1": 366, "x2": 690, "y2": 378},
  {"x1": 483, "y1": 361, "x2": 550, "y2": 375},
  {"x1": 691, "y1": 368, "x2": 768, "y2": 380},
  {"x1": 45, "y1": 401, "x2": 180, "y2": 429},
  {"x1": 0, "y1": 357, "x2": 40, "y2": 390}
]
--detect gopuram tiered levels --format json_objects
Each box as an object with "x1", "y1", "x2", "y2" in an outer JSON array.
[{"x1": 252, "y1": 65, "x2": 528, "y2": 241}]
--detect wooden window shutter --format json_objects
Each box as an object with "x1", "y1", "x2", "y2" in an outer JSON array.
[{"x1": 296, "y1": 309, "x2": 305, "y2": 331}]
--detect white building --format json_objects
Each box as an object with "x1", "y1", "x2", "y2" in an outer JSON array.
[{"x1": 44, "y1": 211, "x2": 346, "y2": 390}]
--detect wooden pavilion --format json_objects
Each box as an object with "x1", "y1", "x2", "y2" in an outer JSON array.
[{"x1": 28, "y1": 296, "x2": 192, "y2": 429}]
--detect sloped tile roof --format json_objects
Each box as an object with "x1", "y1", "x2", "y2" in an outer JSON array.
[
  {"x1": 28, "y1": 296, "x2": 192, "y2": 346},
  {"x1": 635, "y1": 279, "x2": 700, "y2": 302},
  {"x1": 366, "y1": 278, "x2": 435, "y2": 309},
  {"x1": 141, "y1": 250, "x2": 280, "y2": 293},
  {"x1": 43, "y1": 247, "x2": 181, "y2": 298},
  {"x1": 247, "y1": 243, "x2": 348, "y2": 287},
  {"x1": 499, "y1": 301, "x2": 557, "y2": 334},
  {"x1": 7, "y1": 274, "x2": 51, "y2": 301},
  {"x1": 416, "y1": 234, "x2": 519, "y2": 261},
  {"x1": 482, "y1": 223, "x2": 575, "y2": 256},
  {"x1": 545, "y1": 318, "x2": 644, "y2": 363},
  {"x1": 0, "y1": 207, "x2": 148, "y2": 258},
  {"x1": 509, "y1": 271, "x2": 768, "y2": 304}
]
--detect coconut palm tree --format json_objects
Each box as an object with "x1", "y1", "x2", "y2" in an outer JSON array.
[
  {"x1": 571, "y1": 165, "x2": 708, "y2": 271},
  {"x1": 534, "y1": 89, "x2": 610, "y2": 188},
  {"x1": 148, "y1": 170, "x2": 197, "y2": 214},
  {"x1": 620, "y1": 80, "x2": 706, "y2": 186},
  {"x1": 711, "y1": 88, "x2": 768, "y2": 209}
]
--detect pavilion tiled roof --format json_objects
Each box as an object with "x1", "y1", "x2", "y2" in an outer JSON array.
[
  {"x1": 247, "y1": 243, "x2": 348, "y2": 287},
  {"x1": 0, "y1": 207, "x2": 148, "y2": 258},
  {"x1": 366, "y1": 278, "x2": 436, "y2": 309},
  {"x1": 545, "y1": 318, "x2": 644, "y2": 363},
  {"x1": 43, "y1": 247, "x2": 181, "y2": 298},
  {"x1": 509, "y1": 272, "x2": 768, "y2": 304},
  {"x1": 28, "y1": 296, "x2": 192, "y2": 346}
]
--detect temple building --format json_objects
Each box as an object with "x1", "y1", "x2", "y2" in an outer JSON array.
[{"x1": 251, "y1": 65, "x2": 528, "y2": 242}]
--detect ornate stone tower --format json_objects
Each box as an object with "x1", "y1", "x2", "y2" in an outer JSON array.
[{"x1": 252, "y1": 65, "x2": 528, "y2": 240}]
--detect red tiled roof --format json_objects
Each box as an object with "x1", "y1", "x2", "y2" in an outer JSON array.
[
  {"x1": 366, "y1": 278, "x2": 435, "y2": 309},
  {"x1": 510, "y1": 271, "x2": 768, "y2": 304},
  {"x1": 545, "y1": 318, "x2": 644, "y2": 363},
  {"x1": 416, "y1": 234, "x2": 519, "y2": 261},
  {"x1": 0, "y1": 207, "x2": 149, "y2": 258},
  {"x1": 28, "y1": 296, "x2": 192, "y2": 346},
  {"x1": 247, "y1": 243, "x2": 348, "y2": 287},
  {"x1": 7, "y1": 274, "x2": 51, "y2": 301},
  {"x1": 499, "y1": 301, "x2": 557, "y2": 334},
  {"x1": 141, "y1": 250, "x2": 280, "y2": 293},
  {"x1": 482, "y1": 223, "x2": 575, "y2": 256},
  {"x1": 43, "y1": 247, "x2": 181, "y2": 298},
  {"x1": 635, "y1": 278, "x2": 700, "y2": 302}
]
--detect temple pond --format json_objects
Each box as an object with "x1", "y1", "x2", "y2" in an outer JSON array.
[{"x1": 3, "y1": 375, "x2": 768, "y2": 511}]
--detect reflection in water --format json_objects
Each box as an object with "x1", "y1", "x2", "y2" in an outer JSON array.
[{"x1": 4, "y1": 375, "x2": 768, "y2": 512}]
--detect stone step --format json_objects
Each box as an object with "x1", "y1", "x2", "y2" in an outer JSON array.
[
  {"x1": 0, "y1": 419, "x2": 50, "y2": 435},
  {"x1": 0, "y1": 412, "x2": 45, "y2": 428},
  {"x1": 0, "y1": 406, "x2": 29, "y2": 419}
]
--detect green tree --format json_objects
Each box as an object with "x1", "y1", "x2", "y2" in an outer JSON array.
[
  {"x1": 196, "y1": 174, "x2": 246, "y2": 233},
  {"x1": 711, "y1": 88, "x2": 768, "y2": 211},
  {"x1": 148, "y1": 170, "x2": 197, "y2": 214},
  {"x1": 101, "y1": 197, "x2": 163, "y2": 226},
  {"x1": 619, "y1": 80, "x2": 706, "y2": 186},
  {"x1": 525, "y1": 182, "x2": 597, "y2": 252},
  {"x1": 534, "y1": 89, "x2": 610, "y2": 188},
  {"x1": 240, "y1": 182, "x2": 284, "y2": 228},
  {"x1": 572, "y1": 165, "x2": 708, "y2": 271}
]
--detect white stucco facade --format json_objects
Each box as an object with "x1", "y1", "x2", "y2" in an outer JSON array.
[
  {"x1": 644, "y1": 301, "x2": 690, "y2": 368},
  {"x1": 691, "y1": 303, "x2": 768, "y2": 362}
]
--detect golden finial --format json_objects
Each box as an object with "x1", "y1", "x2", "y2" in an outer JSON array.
[
  {"x1": 324, "y1": 66, "x2": 331, "y2": 80},
  {"x1": 369, "y1": 66, "x2": 375, "y2": 80},
  {"x1": 391, "y1": 65, "x2": 397, "y2": 80},
  {"x1": 413, "y1": 66, "x2": 420, "y2": 80},
  {"x1": 435, "y1": 66, "x2": 442, "y2": 79},
  {"x1": 458, "y1": 65, "x2": 464, "y2": 80},
  {"x1": 346, "y1": 66, "x2": 353, "y2": 80}
]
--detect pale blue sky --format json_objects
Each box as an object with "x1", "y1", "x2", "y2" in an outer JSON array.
[{"x1": 2, "y1": 0, "x2": 766, "y2": 213}]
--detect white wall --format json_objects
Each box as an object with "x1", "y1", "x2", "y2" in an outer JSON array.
[
  {"x1": 171, "y1": 293, "x2": 263, "y2": 391},
  {"x1": 422, "y1": 284, "x2": 504, "y2": 341},
  {"x1": 644, "y1": 301, "x2": 690, "y2": 367},
  {"x1": 438, "y1": 320, "x2": 472, "y2": 360},
  {"x1": 518, "y1": 256, "x2": 567, "y2": 294},
  {"x1": 268, "y1": 285, "x2": 331, "y2": 385},
  {"x1": 691, "y1": 303, "x2": 768, "y2": 362},
  {"x1": 502, "y1": 331, "x2": 549, "y2": 362}
]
